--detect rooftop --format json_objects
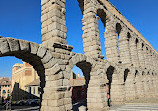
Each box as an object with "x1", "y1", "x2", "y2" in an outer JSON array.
[
  {"x1": 0, "y1": 77, "x2": 11, "y2": 86},
  {"x1": 25, "y1": 79, "x2": 40, "y2": 87}
]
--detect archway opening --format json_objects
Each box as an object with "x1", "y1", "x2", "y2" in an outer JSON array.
[
  {"x1": 106, "y1": 66, "x2": 115, "y2": 107},
  {"x1": 97, "y1": 9, "x2": 106, "y2": 59},
  {"x1": 142, "y1": 71, "x2": 145, "y2": 76},
  {"x1": 127, "y1": 32, "x2": 131, "y2": 41},
  {"x1": 147, "y1": 71, "x2": 150, "y2": 75},
  {"x1": 135, "y1": 70, "x2": 138, "y2": 78},
  {"x1": 0, "y1": 52, "x2": 45, "y2": 110},
  {"x1": 116, "y1": 23, "x2": 122, "y2": 55},
  {"x1": 142, "y1": 43, "x2": 144, "y2": 50},
  {"x1": 124, "y1": 69, "x2": 130, "y2": 83},
  {"x1": 66, "y1": 0, "x2": 84, "y2": 54},
  {"x1": 135, "y1": 38, "x2": 139, "y2": 47},
  {"x1": 71, "y1": 61, "x2": 92, "y2": 110}
]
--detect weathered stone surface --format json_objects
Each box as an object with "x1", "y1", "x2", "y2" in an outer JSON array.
[
  {"x1": 45, "y1": 63, "x2": 61, "y2": 75},
  {"x1": 0, "y1": 38, "x2": 10, "y2": 54},
  {"x1": 37, "y1": 46, "x2": 47, "y2": 58},
  {"x1": 41, "y1": 50, "x2": 53, "y2": 64},
  {"x1": 0, "y1": 0, "x2": 157, "y2": 111},
  {"x1": 44, "y1": 58, "x2": 58, "y2": 69},
  {"x1": 7, "y1": 37, "x2": 20, "y2": 52},
  {"x1": 19, "y1": 40, "x2": 30, "y2": 51},
  {"x1": 30, "y1": 42, "x2": 39, "y2": 54}
]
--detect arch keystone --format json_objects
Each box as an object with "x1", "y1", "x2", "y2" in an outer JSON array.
[{"x1": 19, "y1": 40, "x2": 30, "y2": 51}]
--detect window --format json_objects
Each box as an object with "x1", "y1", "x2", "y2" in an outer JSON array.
[
  {"x1": 3, "y1": 90, "x2": 6, "y2": 94},
  {"x1": 38, "y1": 87, "x2": 40, "y2": 94},
  {"x1": 8, "y1": 90, "x2": 10, "y2": 93},
  {"x1": 28, "y1": 87, "x2": 31, "y2": 93},
  {"x1": 33, "y1": 87, "x2": 35, "y2": 94},
  {"x1": 17, "y1": 66, "x2": 21, "y2": 70}
]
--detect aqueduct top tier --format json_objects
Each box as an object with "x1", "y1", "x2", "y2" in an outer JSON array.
[{"x1": 41, "y1": 0, "x2": 158, "y2": 68}]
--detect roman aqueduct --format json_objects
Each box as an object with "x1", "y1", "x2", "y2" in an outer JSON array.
[{"x1": 0, "y1": 0, "x2": 158, "y2": 110}]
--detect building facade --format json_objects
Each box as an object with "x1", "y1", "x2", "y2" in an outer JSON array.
[
  {"x1": 0, "y1": 77, "x2": 11, "y2": 103},
  {"x1": 25, "y1": 79, "x2": 40, "y2": 99},
  {"x1": 12, "y1": 62, "x2": 39, "y2": 101},
  {"x1": 70, "y1": 73, "x2": 86, "y2": 103}
]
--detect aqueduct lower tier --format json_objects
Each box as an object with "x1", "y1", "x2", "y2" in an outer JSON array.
[{"x1": 1, "y1": 0, "x2": 158, "y2": 111}]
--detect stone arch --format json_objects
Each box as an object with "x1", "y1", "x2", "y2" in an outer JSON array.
[
  {"x1": 146, "y1": 46, "x2": 149, "y2": 53},
  {"x1": 77, "y1": 0, "x2": 84, "y2": 13},
  {"x1": 103, "y1": 62, "x2": 124, "y2": 104},
  {"x1": 67, "y1": 53, "x2": 97, "y2": 85},
  {"x1": 65, "y1": 54, "x2": 97, "y2": 110},
  {"x1": 135, "y1": 38, "x2": 139, "y2": 47},
  {"x1": 115, "y1": 23, "x2": 122, "y2": 57},
  {"x1": 135, "y1": 70, "x2": 139, "y2": 78},
  {"x1": 0, "y1": 37, "x2": 45, "y2": 108},
  {"x1": 142, "y1": 42, "x2": 144, "y2": 50},
  {"x1": 97, "y1": 8, "x2": 106, "y2": 26},
  {"x1": 127, "y1": 32, "x2": 131, "y2": 40},
  {"x1": 122, "y1": 67, "x2": 134, "y2": 101},
  {"x1": 0, "y1": 37, "x2": 64, "y2": 110},
  {"x1": 106, "y1": 66, "x2": 115, "y2": 83},
  {"x1": 116, "y1": 23, "x2": 122, "y2": 36},
  {"x1": 104, "y1": 62, "x2": 121, "y2": 82},
  {"x1": 124, "y1": 69, "x2": 130, "y2": 83},
  {"x1": 96, "y1": 8, "x2": 107, "y2": 58}
]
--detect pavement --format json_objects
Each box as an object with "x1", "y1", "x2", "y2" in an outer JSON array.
[
  {"x1": 72, "y1": 100, "x2": 87, "y2": 111},
  {"x1": 0, "y1": 105, "x2": 39, "y2": 111},
  {"x1": 110, "y1": 103, "x2": 158, "y2": 111},
  {"x1": 110, "y1": 97, "x2": 158, "y2": 111},
  {"x1": 1, "y1": 98, "x2": 158, "y2": 111}
]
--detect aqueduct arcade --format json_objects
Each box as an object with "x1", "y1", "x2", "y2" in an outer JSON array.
[{"x1": 0, "y1": 0, "x2": 158, "y2": 110}]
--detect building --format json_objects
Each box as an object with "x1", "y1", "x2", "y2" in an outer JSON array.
[
  {"x1": 70, "y1": 73, "x2": 86, "y2": 103},
  {"x1": 12, "y1": 62, "x2": 39, "y2": 101},
  {"x1": 0, "y1": 77, "x2": 11, "y2": 103},
  {"x1": 25, "y1": 79, "x2": 40, "y2": 99}
]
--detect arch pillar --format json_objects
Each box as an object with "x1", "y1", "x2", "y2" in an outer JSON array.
[
  {"x1": 105, "y1": 65, "x2": 125, "y2": 105},
  {"x1": 82, "y1": 2, "x2": 103, "y2": 59},
  {"x1": 119, "y1": 29, "x2": 131, "y2": 66},
  {"x1": 149, "y1": 49, "x2": 154, "y2": 70},
  {"x1": 143, "y1": 45, "x2": 149, "y2": 68},
  {"x1": 124, "y1": 67, "x2": 136, "y2": 101},
  {"x1": 137, "y1": 41, "x2": 145, "y2": 67},
  {"x1": 104, "y1": 16, "x2": 119, "y2": 63},
  {"x1": 155, "y1": 74, "x2": 158, "y2": 96},
  {"x1": 143, "y1": 72, "x2": 150, "y2": 98},
  {"x1": 87, "y1": 73, "x2": 107, "y2": 111},
  {"x1": 86, "y1": 59, "x2": 107, "y2": 110},
  {"x1": 148, "y1": 72, "x2": 155, "y2": 97},
  {"x1": 41, "y1": 0, "x2": 67, "y2": 48},
  {"x1": 152, "y1": 54, "x2": 157, "y2": 71},
  {"x1": 129, "y1": 37, "x2": 139, "y2": 67},
  {"x1": 135, "y1": 70, "x2": 144, "y2": 98},
  {"x1": 151, "y1": 73, "x2": 157, "y2": 97}
]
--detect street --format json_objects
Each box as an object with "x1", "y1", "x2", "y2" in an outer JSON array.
[{"x1": 0, "y1": 105, "x2": 39, "y2": 111}]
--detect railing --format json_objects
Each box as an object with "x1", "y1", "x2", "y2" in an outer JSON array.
[{"x1": 2, "y1": 101, "x2": 11, "y2": 111}]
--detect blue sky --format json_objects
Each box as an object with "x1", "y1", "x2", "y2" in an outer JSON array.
[{"x1": 0, "y1": 0, "x2": 158, "y2": 78}]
